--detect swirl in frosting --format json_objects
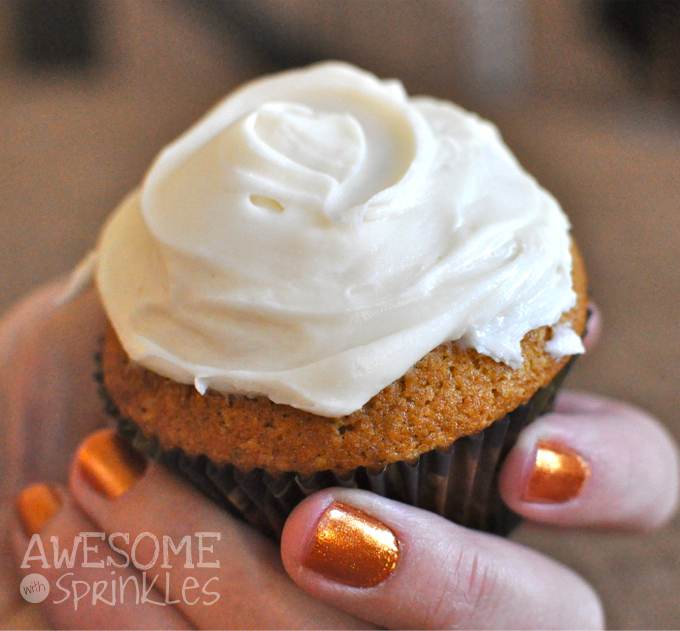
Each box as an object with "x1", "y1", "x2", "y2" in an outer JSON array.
[{"x1": 94, "y1": 62, "x2": 583, "y2": 417}]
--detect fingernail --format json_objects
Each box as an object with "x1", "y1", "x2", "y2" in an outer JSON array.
[
  {"x1": 16, "y1": 484, "x2": 62, "y2": 536},
  {"x1": 77, "y1": 429, "x2": 147, "y2": 499},
  {"x1": 303, "y1": 501, "x2": 399, "y2": 588},
  {"x1": 523, "y1": 440, "x2": 590, "y2": 503}
]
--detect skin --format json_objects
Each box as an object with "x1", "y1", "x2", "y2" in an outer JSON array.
[{"x1": 1, "y1": 281, "x2": 678, "y2": 629}]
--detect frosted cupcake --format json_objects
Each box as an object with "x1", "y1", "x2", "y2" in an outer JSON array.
[{"x1": 84, "y1": 62, "x2": 587, "y2": 538}]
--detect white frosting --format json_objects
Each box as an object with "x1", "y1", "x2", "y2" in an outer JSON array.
[
  {"x1": 95, "y1": 62, "x2": 583, "y2": 417},
  {"x1": 545, "y1": 322, "x2": 585, "y2": 360}
]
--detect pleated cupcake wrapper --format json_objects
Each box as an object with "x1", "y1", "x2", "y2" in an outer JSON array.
[{"x1": 100, "y1": 356, "x2": 575, "y2": 541}]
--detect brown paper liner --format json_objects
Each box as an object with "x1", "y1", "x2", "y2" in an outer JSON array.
[{"x1": 97, "y1": 354, "x2": 576, "y2": 540}]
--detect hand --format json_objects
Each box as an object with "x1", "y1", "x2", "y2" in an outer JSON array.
[
  {"x1": 2, "y1": 282, "x2": 368, "y2": 629},
  {"x1": 3, "y1": 283, "x2": 679, "y2": 629},
  {"x1": 281, "y1": 388, "x2": 679, "y2": 629}
]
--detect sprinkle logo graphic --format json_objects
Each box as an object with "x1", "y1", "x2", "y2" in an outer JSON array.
[
  {"x1": 19, "y1": 531, "x2": 221, "y2": 610},
  {"x1": 20, "y1": 573, "x2": 50, "y2": 603}
]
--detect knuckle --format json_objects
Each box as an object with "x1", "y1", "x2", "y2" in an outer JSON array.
[{"x1": 424, "y1": 544, "x2": 505, "y2": 629}]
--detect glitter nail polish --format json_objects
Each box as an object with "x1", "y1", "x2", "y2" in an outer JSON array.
[
  {"x1": 303, "y1": 502, "x2": 399, "y2": 588},
  {"x1": 77, "y1": 429, "x2": 147, "y2": 499},
  {"x1": 523, "y1": 440, "x2": 590, "y2": 503}
]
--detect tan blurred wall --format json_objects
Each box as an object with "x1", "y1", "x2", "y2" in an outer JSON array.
[
  {"x1": 0, "y1": 1, "x2": 13, "y2": 63},
  {"x1": 528, "y1": 0, "x2": 632, "y2": 100},
  {"x1": 251, "y1": 0, "x2": 634, "y2": 108}
]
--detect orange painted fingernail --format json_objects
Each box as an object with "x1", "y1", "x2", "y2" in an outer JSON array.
[
  {"x1": 77, "y1": 429, "x2": 147, "y2": 499},
  {"x1": 16, "y1": 484, "x2": 62, "y2": 536},
  {"x1": 523, "y1": 440, "x2": 590, "y2": 503},
  {"x1": 303, "y1": 502, "x2": 399, "y2": 588}
]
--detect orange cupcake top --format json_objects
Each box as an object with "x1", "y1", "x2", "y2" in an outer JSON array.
[{"x1": 101, "y1": 245, "x2": 587, "y2": 476}]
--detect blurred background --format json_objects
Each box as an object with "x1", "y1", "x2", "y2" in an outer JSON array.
[{"x1": 0, "y1": 1, "x2": 679, "y2": 628}]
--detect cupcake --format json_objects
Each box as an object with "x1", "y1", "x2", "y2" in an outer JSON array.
[{"x1": 84, "y1": 62, "x2": 587, "y2": 539}]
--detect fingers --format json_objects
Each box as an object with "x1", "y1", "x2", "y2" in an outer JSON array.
[
  {"x1": 281, "y1": 489, "x2": 604, "y2": 630},
  {"x1": 60, "y1": 429, "x2": 369, "y2": 630},
  {"x1": 499, "y1": 391, "x2": 680, "y2": 530},
  {"x1": 0, "y1": 280, "x2": 110, "y2": 626},
  {"x1": 0, "y1": 282, "x2": 109, "y2": 491},
  {"x1": 13, "y1": 483, "x2": 192, "y2": 630}
]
